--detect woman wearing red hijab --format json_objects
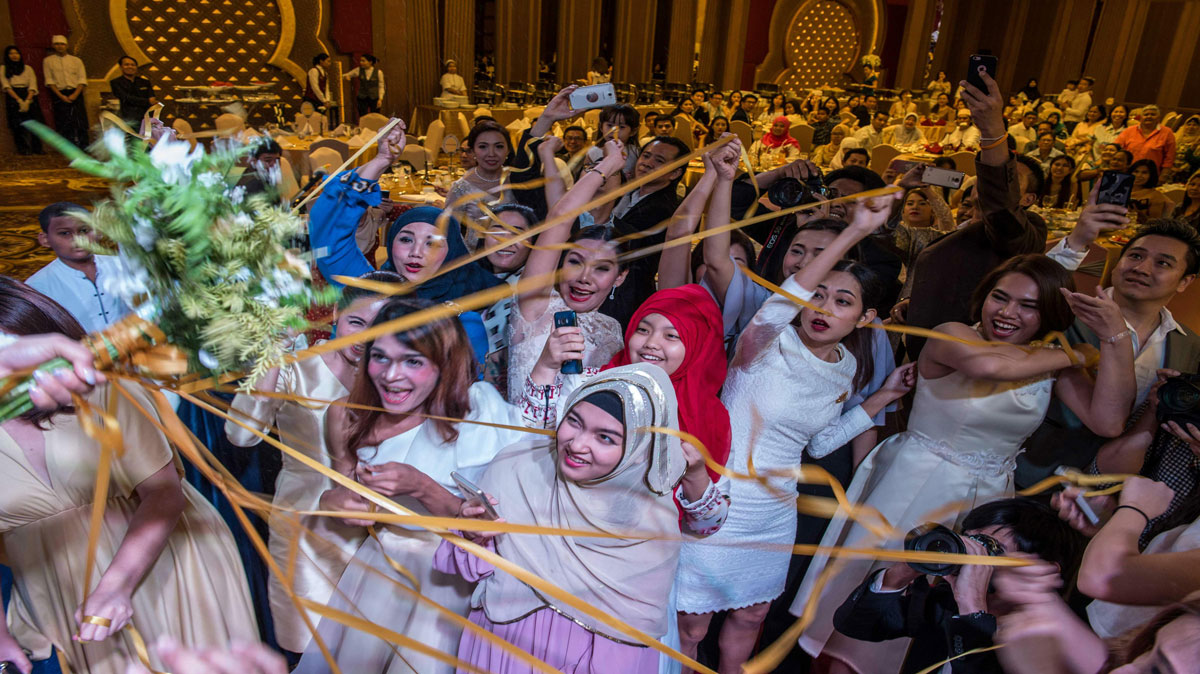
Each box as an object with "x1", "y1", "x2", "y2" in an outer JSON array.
[
  {"x1": 750, "y1": 115, "x2": 803, "y2": 165},
  {"x1": 521, "y1": 283, "x2": 731, "y2": 533}
]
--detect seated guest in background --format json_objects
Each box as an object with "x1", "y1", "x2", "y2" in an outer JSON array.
[
  {"x1": 1129, "y1": 159, "x2": 1173, "y2": 222},
  {"x1": 641, "y1": 111, "x2": 660, "y2": 144},
  {"x1": 236, "y1": 138, "x2": 284, "y2": 199},
  {"x1": 1025, "y1": 132, "x2": 1065, "y2": 174},
  {"x1": 1017, "y1": 77, "x2": 1043, "y2": 107},
  {"x1": 927, "y1": 70, "x2": 952, "y2": 97},
  {"x1": 1118, "y1": 105, "x2": 1177, "y2": 176},
  {"x1": 1111, "y1": 148, "x2": 1134, "y2": 173},
  {"x1": 1057, "y1": 79, "x2": 1079, "y2": 109},
  {"x1": 725, "y1": 90, "x2": 743, "y2": 118},
  {"x1": 1023, "y1": 121, "x2": 1066, "y2": 153},
  {"x1": 925, "y1": 92, "x2": 954, "y2": 125},
  {"x1": 1174, "y1": 115, "x2": 1200, "y2": 180},
  {"x1": 841, "y1": 147, "x2": 870, "y2": 169},
  {"x1": 42, "y1": 34, "x2": 88, "y2": 149},
  {"x1": 812, "y1": 124, "x2": 850, "y2": 167},
  {"x1": 559, "y1": 124, "x2": 589, "y2": 179},
  {"x1": 811, "y1": 106, "x2": 838, "y2": 147},
  {"x1": 688, "y1": 88, "x2": 711, "y2": 127},
  {"x1": 853, "y1": 94, "x2": 878, "y2": 128},
  {"x1": 109, "y1": 55, "x2": 156, "y2": 125},
  {"x1": 671, "y1": 98, "x2": 706, "y2": 141},
  {"x1": 749, "y1": 116, "x2": 802, "y2": 165},
  {"x1": 881, "y1": 112, "x2": 925, "y2": 147},
  {"x1": 1065, "y1": 103, "x2": 1106, "y2": 156},
  {"x1": 1093, "y1": 103, "x2": 1131, "y2": 159},
  {"x1": 887, "y1": 89, "x2": 917, "y2": 120},
  {"x1": 852, "y1": 111, "x2": 889, "y2": 151},
  {"x1": 731, "y1": 93, "x2": 757, "y2": 124},
  {"x1": 587, "y1": 57, "x2": 610, "y2": 85},
  {"x1": 1172, "y1": 169, "x2": 1200, "y2": 227},
  {"x1": 706, "y1": 91, "x2": 725, "y2": 122},
  {"x1": 1046, "y1": 110, "x2": 1069, "y2": 139},
  {"x1": 941, "y1": 109, "x2": 981, "y2": 151},
  {"x1": 893, "y1": 69, "x2": 1048, "y2": 356},
  {"x1": 653, "y1": 113, "x2": 676, "y2": 138},
  {"x1": 758, "y1": 93, "x2": 787, "y2": 125},
  {"x1": 833, "y1": 498, "x2": 1082, "y2": 674},
  {"x1": 343, "y1": 53, "x2": 384, "y2": 116},
  {"x1": 704, "y1": 116, "x2": 730, "y2": 146},
  {"x1": 1042, "y1": 155, "x2": 1079, "y2": 208},
  {"x1": 303, "y1": 53, "x2": 332, "y2": 111},
  {"x1": 26, "y1": 202, "x2": 130, "y2": 333},
  {"x1": 440, "y1": 59, "x2": 466, "y2": 96},
  {"x1": 1008, "y1": 110, "x2": 1040, "y2": 146}
]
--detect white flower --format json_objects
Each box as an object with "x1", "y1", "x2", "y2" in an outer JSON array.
[
  {"x1": 132, "y1": 216, "x2": 158, "y2": 251},
  {"x1": 198, "y1": 171, "x2": 223, "y2": 189},
  {"x1": 197, "y1": 349, "x2": 219, "y2": 369},
  {"x1": 233, "y1": 267, "x2": 253, "y2": 283},
  {"x1": 254, "y1": 267, "x2": 305, "y2": 307},
  {"x1": 228, "y1": 185, "x2": 246, "y2": 206},
  {"x1": 103, "y1": 128, "x2": 127, "y2": 159},
  {"x1": 149, "y1": 136, "x2": 205, "y2": 185},
  {"x1": 231, "y1": 212, "x2": 254, "y2": 230},
  {"x1": 101, "y1": 251, "x2": 152, "y2": 303}
]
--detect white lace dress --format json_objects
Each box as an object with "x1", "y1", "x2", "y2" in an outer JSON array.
[
  {"x1": 506, "y1": 288, "x2": 623, "y2": 402},
  {"x1": 676, "y1": 277, "x2": 860, "y2": 613},
  {"x1": 794, "y1": 367, "x2": 1054, "y2": 672}
]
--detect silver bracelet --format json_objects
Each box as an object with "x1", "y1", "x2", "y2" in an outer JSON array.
[{"x1": 1104, "y1": 328, "x2": 1133, "y2": 344}]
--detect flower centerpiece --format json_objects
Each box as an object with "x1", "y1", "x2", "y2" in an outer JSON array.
[{"x1": 0, "y1": 122, "x2": 338, "y2": 422}]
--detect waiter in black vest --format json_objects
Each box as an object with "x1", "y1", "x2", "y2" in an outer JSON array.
[{"x1": 344, "y1": 53, "x2": 384, "y2": 117}]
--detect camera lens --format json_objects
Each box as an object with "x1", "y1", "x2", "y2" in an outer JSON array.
[
  {"x1": 904, "y1": 523, "x2": 966, "y2": 577},
  {"x1": 767, "y1": 178, "x2": 813, "y2": 209},
  {"x1": 586, "y1": 92, "x2": 599, "y2": 103}
]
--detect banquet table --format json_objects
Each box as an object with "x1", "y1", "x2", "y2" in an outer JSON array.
[{"x1": 277, "y1": 135, "x2": 379, "y2": 181}]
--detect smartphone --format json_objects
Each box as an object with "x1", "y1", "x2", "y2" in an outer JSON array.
[
  {"x1": 1096, "y1": 170, "x2": 1134, "y2": 207},
  {"x1": 966, "y1": 54, "x2": 998, "y2": 94},
  {"x1": 889, "y1": 159, "x2": 922, "y2": 175},
  {"x1": 569, "y1": 83, "x2": 617, "y2": 112},
  {"x1": 921, "y1": 165, "x2": 966, "y2": 190},
  {"x1": 451, "y1": 471, "x2": 499, "y2": 520},
  {"x1": 1054, "y1": 467, "x2": 1100, "y2": 525},
  {"x1": 553, "y1": 310, "x2": 583, "y2": 374}
]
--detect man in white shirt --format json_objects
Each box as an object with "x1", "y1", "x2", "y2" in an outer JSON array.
[
  {"x1": 25, "y1": 203, "x2": 130, "y2": 333},
  {"x1": 941, "y1": 110, "x2": 981, "y2": 151},
  {"x1": 43, "y1": 35, "x2": 89, "y2": 148},
  {"x1": 1022, "y1": 216, "x2": 1200, "y2": 486},
  {"x1": 1064, "y1": 76, "x2": 1094, "y2": 129},
  {"x1": 852, "y1": 111, "x2": 888, "y2": 151},
  {"x1": 1007, "y1": 110, "x2": 1039, "y2": 146}
]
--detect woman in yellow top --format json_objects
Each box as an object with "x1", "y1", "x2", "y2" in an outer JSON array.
[{"x1": 0, "y1": 278, "x2": 256, "y2": 674}]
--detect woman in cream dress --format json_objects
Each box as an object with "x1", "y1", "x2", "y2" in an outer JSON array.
[
  {"x1": 224, "y1": 274, "x2": 396, "y2": 654},
  {"x1": 294, "y1": 298, "x2": 530, "y2": 674},
  {"x1": 0, "y1": 279, "x2": 256, "y2": 674},
  {"x1": 794, "y1": 255, "x2": 1136, "y2": 674}
]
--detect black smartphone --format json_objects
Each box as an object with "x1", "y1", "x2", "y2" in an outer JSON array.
[
  {"x1": 1096, "y1": 170, "x2": 1134, "y2": 207},
  {"x1": 966, "y1": 54, "x2": 998, "y2": 94},
  {"x1": 552, "y1": 310, "x2": 582, "y2": 374}
]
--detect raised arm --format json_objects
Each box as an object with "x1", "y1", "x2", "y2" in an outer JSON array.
[
  {"x1": 538, "y1": 134, "x2": 567, "y2": 212},
  {"x1": 701, "y1": 136, "x2": 744, "y2": 303},
  {"x1": 530, "y1": 86, "x2": 580, "y2": 140},
  {"x1": 1052, "y1": 287, "x2": 1136, "y2": 436},
  {"x1": 657, "y1": 153, "x2": 720, "y2": 289},
  {"x1": 1077, "y1": 477, "x2": 1200, "y2": 605},
  {"x1": 920, "y1": 322, "x2": 1076, "y2": 381}
]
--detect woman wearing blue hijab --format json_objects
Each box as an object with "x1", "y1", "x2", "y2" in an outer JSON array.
[{"x1": 307, "y1": 121, "x2": 502, "y2": 364}]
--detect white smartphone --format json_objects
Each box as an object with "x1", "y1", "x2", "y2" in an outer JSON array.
[
  {"x1": 1055, "y1": 467, "x2": 1101, "y2": 525},
  {"x1": 451, "y1": 471, "x2": 499, "y2": 520},
  {"x1": 569, "y1": 83, "x2": 617, "y2": 112},
  {"x1": 921, "y1": 165, "x2": 966, "y2": 190}
]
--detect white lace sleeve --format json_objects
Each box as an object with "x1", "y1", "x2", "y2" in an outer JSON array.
[
  {"x1": 730, "y1": 276, "x2": 813, "y2": 369},
  {"x1": 807, "y1": 405, "x2": 874, "y2": 459}
]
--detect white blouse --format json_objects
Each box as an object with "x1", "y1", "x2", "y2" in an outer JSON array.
[{"x1": 1, "y1": 65, "x2": 37, "y2": 93}]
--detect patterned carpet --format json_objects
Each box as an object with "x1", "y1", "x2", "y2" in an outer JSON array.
[{"x1": 0, "y1": 153, "x2": 111, "y2": 280}]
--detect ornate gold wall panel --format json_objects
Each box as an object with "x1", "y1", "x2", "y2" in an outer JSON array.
[
  {"x1": 778, "y1": 0, "x2": 860, "y2": 90},
  {"x1": 107, "y1": 0, "x2": 306, "y2": 125}
]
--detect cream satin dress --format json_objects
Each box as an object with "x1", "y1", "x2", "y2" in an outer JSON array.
[
  {"x1": 225, "y1": 346, "x2": 364, "y2": 653},
  {"x1": 794, "y1": 368, "x2": 1054, "y2": 673},
  {"x1": 0, "y1": 383, "x2": 257, "y2": 674}
]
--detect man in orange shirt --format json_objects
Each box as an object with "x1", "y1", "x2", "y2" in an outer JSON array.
[{"x1": 1115, "y1": 105, "x2": 1177, "y2": 175}]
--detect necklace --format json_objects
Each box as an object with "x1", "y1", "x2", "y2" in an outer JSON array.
[{"x1": 472, "y1": 170, "x2": 501, "y2": 184}]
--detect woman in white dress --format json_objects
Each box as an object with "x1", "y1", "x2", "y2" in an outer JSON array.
[
  {"x1": 674, "y1": 191, "x2": 915, "y2": 674},
  {"x1": 796, "y1": 254, "x2": 1137, "y2": 674},
  {"x1": 293, "y1": 297, "x2": 530, "y2": 674},
  {"x1": 223, "y1": 272, "x2": 398, "y2": 654}
]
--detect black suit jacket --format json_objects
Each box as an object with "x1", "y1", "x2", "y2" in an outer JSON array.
[
  {"x1": 599, "y1": 186, "x2": 681, "y2": 329},
  {"x1": 1017, "y1": 318, "x2": 1200, "y2": 488},
  {"x1": 834, "y1": 573, "x2": 1001, "y2": 674}
]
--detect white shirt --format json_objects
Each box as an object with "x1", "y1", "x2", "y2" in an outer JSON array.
[
  {"x1": 0, "y1": 64, "x2": 37, "y2": 93},
  {"x1": 1008, "y1": 122, "x2": 1037, "y2": 145},
  {"x1": 943, "y1": 124, "x2": 981, "y2": 151},
  {"x1": 25, "y1": 256, "x2": 131, "y2": 333},
  {"x1": 852, "y1": 125, "x2": 883, "y2": 151},
  {"x1": 346, "y1": 66, "x2": 385, "y2": 101},
  {"x1": 439, "y1": 72, "x2": 465, "y2": 96},
  {"x1": 1065, "y1": 91, "x2": 1092, "y2": 123},
  {"x1": 42, "y1": 53, "x2": 87, "y2": 90}
]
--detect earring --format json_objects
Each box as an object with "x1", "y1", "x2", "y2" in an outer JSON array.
[{"x1": 609, "y1": 286, "x2": 617, "y2": 300}]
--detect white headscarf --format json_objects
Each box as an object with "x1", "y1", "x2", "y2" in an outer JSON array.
[
  {"x1": 830, "y1": 136, "x2": 862, "y2": 170},
  {"x1": 475, "y1": 364, "x2": 686, "y2": 641}
]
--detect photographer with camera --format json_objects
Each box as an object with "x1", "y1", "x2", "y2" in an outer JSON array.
[{"x1": 830, "y1": 498, "x2": 1082, "y2": 674}]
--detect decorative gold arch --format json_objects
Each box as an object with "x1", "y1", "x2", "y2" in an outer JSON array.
[
  {"x1": 755, "y1": 0, "x2": 885, "y2": 90},
  {"x1": 104, "y1": 0, "x2": 307, "y2": 87}
]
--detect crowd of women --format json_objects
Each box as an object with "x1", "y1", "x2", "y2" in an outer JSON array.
[{"x1": 4, "y1": 67, "x2": 1200, "y2": 674}]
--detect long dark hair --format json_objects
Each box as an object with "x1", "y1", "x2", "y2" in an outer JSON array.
[
  {"x1": 4, "y1": 46, "x2": 24, "y2": 80},
  {"x1": 1043, "y1": 155, "x2": 1077, "y2": 209},
  {"x1": 344, "y1": 298, "x2": 476, "y2": 451},
  {"x1": 969, "y1": 254, "x2": 1076, "y2": 337},
  {"x1": 0, "y1": 276, "x2": 87, "y2": 427},
  {"x1": 827, "y1": 260, "x2": 887, "y2": 393}
]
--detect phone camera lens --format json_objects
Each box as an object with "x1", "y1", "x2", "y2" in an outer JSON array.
[{"x1": 586, "y1": 93, "x2": 599, "y2": 103}]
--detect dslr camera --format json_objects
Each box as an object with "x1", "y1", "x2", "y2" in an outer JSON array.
[
  {"x1": 1156, "y1": 373, "x2": 1200, "y2": 428},
  {"x1": 767, "y1": 172, "x2": 832, "y2": 209},
  {"x1": 903, "y1": 523, "x2": 1003, "y2": 576}
]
